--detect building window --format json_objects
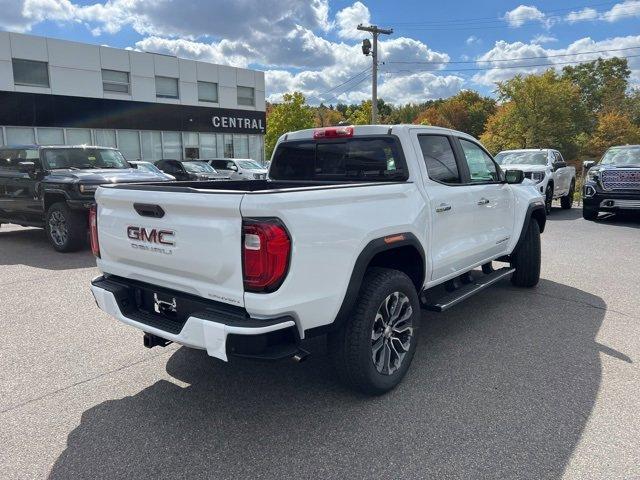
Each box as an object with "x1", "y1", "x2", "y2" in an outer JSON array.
[
  {"x1": 66, "y1": 129, "x2": 91, "y2": 146},
  {"x1": 12, "y1": 59, "x2": 50, "y2": 88},
  {"x1": 94, "y1": 129, "x2": 117, "y2": 148},
  {"x1": 162, "y1": 131, "x2": 182, "y2": 159},
  {"x1": 237, "y1": 86, "x2": 255, "y2": 106},
  {"x1": 156, "y1": 76, "x2": 179, "y2": 99},
  {"x1": 117, "y1": 130, "x2": 141, "y2": 160},
  {"x1": 37, "y1": 128, "x2": 64, "y2": 145},
  {"x1": 102, "y1": 69, "x2": 130, "y2": 94},
  {"x1": 200, "y1": 133, "x2": 216, "y2": 158},
  {"x1": 224, "y1": 135, "x2": 234, "y2": 157},
  {"x1": 198, "y1": 81, "x2": 218, "y2": 103},
  {"x1": 141, "y1": 131, "x2": 162, "y2": 161},
  {"x1": 6, "y1": 127, "x2": 36, "y2": 145}
]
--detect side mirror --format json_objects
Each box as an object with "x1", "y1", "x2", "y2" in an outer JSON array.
[
  {"x1": 18, "y1": 161, "x2": 36, "y2": 174},
  {"x1": 552, "y1": 161, "x2": 566, "y2": 171},
  {"x1": 230, "y1": 165, "x2": 238, "y2": 171},
  {"x1": 583, "y1": 160, "x2": 596, "y2": 171},
  {"x1": 504, "y1": 169, "x2": 524, "y2": 184},
  {"x1": 129, "y1": 162, "x2": 138, "y2": 168}
]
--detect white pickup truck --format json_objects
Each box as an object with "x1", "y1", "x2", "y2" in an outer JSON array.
[
  {"x1": 494, "y1": 149, "x2": 576, "y2": 213},
  {"x1": 90, "y1": 125, "x2": 546, "y2": 394}
]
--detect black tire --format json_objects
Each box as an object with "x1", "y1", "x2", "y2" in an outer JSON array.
[
  {"x1": 561, "y1": 181, "x2": 575, "y2": 209},
  {"x1": 544, "y1": 185, "x2": 553, "y2": 214},
  {"x1": 45, "y1": 202, "x2": 87, "y2": 252},
  {"x1": 327, "y1": 268, "x2": 420, "y2": 395},
  {"x1": 510, "y1": 220, "x2": 541, "y2": 288},
  {"x1": 582, "y1": 206, "x2": 598, "y2": 221}
]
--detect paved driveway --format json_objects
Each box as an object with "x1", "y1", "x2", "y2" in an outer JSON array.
[{"x1": 1, "y1": 208, "x2": 639, "y2": 479}]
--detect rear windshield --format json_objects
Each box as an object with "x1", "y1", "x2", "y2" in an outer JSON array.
[{"x1": 269, "y1": 137, "x2": 408, "y2": 182}]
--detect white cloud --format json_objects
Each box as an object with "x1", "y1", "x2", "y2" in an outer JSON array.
[
  {"x1": 466, "y1": 35, "x2": 481, "y2": 46},
  {"x1": 565, "y1": 7, "x2": 598, "y2": 23},
  {"x1": 532, "y1": 34, "x2": 557, "y2": 44},
  {"x1": 472, "y1": 36, "x2": 640, "y2": 87},
  {"x1": 379, "y1": 72, "x2": 464, "y2": 104},
  {"x1": 601, "y1": 0, "x2": 640, "y2": 22},
  {"x1": 335, "y1": 1, "x2": 370, "y2": 39},
  {"x1": 503, "y1": 5, "x2": 550, "y2": 28}
]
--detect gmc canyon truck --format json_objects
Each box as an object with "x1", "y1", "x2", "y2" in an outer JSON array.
[
  {"x1": 90, "y1": 125, "x2": 546, "y2": 394},
  {"x1": 495, "y1": 149, "x2": 576, "y2": 214}
]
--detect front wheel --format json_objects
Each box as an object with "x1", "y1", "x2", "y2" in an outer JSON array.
[
  {"x1": 510, "y1": 220, "x2": 541, "y2": 288},
  {"x1": 561, "y1": 181, "x2": 575, "y2": 209},
  {"x1": 327, "y1": 268, "x2": 420, "y2": 395},
  {"x1": 45, "y1": 202, "x2": 87, "y2": 252}
]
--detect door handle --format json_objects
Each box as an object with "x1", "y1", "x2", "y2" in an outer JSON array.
[
  {"x1": 435, "y1": 203, "x2": 452, "y2": 213},
  {"x1": 477, "y1": 198, "x2": 490, "y2": 206}
]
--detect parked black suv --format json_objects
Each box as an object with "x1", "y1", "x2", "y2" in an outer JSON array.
[
  {"x1": 0, "y1": 145, "x2": 170, "y2": 251},
  {"x1": 582, "y1": 145, "x2": 640, "y2": 220}
]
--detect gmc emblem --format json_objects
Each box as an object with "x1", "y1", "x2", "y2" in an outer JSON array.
[{"x1": 127, "y1": 226, "x2": 175, "y2": 246}]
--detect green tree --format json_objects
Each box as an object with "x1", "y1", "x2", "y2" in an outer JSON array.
[
  {"x1": 345, "y1": 100, "x2": 372, "y2": 125},
  {"x1": 562, "y1": 58, "x2": 630, "y2": 120},
  {"x1": 411, "y1": 91, "x2": 495, "y2": 138},
  {"x1": 586, "y1": 111, "x2": 640, "y2": 157},
  {"x1": 479, "y1": 103, "x2": 525, "y2": 154},
  {"x1": 265, "y1": 92, "x2": 315, "y2": 159},
  {"x1": 485, "y1": 70, "x2": 583, "y2": 157}
]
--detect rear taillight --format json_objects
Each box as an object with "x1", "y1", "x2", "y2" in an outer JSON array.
[
  {"x1": 89, "y1": 204, "x2": 100, "y2": 257},
  {"x1": 242, "y1": 218, "x2": 290, "y2": 292}
]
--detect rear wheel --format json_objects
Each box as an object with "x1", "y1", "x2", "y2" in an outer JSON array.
[
  {"x1": 582, "y1": 206, "x2": 598, "y2": 221},
  {"x1": 510, "y1": 220, "x2": 541, "y2": 288},
  {"x1": 561, "y1": 181, "x2": 575, "y2": 209},
  {"x1": 45, "y1": 202, "x2": 87, "y2": 252},
  {"x1": 327, "y1": 268, "x2": 420, "y2": 395}
]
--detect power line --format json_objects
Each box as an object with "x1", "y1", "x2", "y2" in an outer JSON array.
[
  {"x1": 387, "y1": 45, "x2": 640, "y2": 66},
  {"x1": 306, "y1": 67, "x2": 372, "y2": 104},
  {"x1": 382, "y1": 53, "x2": 640, "y2": 74},
  {"x1": 316, "y1": 72, "x2": 374, "y2": 105}
]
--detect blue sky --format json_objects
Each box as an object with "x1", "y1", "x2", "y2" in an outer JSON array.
[{"x1": 2, "y1": 0, "x2": 639, "y2": 104}]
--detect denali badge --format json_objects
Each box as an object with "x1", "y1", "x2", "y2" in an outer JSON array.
[{"x1": 127, "y1": 226, "x2": 175, "y2": 246}]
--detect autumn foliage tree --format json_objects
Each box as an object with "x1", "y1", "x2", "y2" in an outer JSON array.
[{"x1": 265, "y1": 92, "x2": 315, "y2": 159}]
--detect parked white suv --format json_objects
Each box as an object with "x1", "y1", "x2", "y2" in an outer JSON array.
[
  {"x1": 208, "y1": 158, "x2": 268, "y2": 180},
  {"x1": 495, "y1": 149, "x2": 576, "y2": 213},
  {"x1": 89, "y1": 125, "x2": 546, "y2": 394}
]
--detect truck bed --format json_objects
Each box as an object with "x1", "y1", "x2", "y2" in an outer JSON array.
[{"x1": 104, "y1": 179, "x2": 401, "y2": 194}]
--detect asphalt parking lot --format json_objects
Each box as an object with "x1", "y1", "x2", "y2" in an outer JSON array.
[{"x1": 1, "y1": 207, "x2": 639, "y2": 479}]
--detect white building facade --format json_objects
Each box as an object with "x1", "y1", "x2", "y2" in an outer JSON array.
[{"x1": 0, "y1": 32, "x2": 266, "y2": 162}]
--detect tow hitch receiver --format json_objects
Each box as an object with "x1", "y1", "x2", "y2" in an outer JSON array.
[{"x1": 143, "y1": 332, "x2": 172, "y2": 348}]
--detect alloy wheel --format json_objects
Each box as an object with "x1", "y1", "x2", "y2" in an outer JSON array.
[
  {"x1": 48, "y1": 210, "x2": 68, "y2": 247},
  {"x1": 371, "y1": 291, "x2": 414, "y2": 375}
]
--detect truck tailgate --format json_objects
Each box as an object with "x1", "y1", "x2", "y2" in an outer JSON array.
[{"x1": 95, "y1": 187, "x2": 245, "y2": 307}]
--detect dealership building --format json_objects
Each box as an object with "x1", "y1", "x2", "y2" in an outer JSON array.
[{"x1": 0, "y1": 32, "x2": 266, "y2": 162}]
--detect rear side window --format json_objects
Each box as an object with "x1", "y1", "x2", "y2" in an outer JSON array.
[
  {"x1": 270, "y1": 137, "x2": 406, "y2": 182},
  {"x1": 418, "y1": 135, "x2": 460, "y2": 184}
]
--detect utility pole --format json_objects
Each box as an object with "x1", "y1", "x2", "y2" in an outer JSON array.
[{"x1": 357, "y1": 24, "x2": 392, "y2": 124}]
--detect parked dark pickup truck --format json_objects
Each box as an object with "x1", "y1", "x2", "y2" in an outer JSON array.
[{"x1": 0, "y1": 144, "x2": 170, "y2": 251}]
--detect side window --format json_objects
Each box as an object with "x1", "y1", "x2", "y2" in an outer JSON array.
[
  {"x1": 417, "y1": 135, "x2": 460, "y2": 184},
  {"x1": 459, "y1": 139, "x2": 500, "y2": 183},
  {"x1": 0, "y1": 149, "x2": 36, "y2": 171},
  {"x1": 226, "y1": 161, "x2": 236, "y2": 170}
]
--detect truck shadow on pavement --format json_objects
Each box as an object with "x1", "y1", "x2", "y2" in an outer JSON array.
[
  {"x1": 49, "y1": 279, "x2": 629, "y2": 479},
  {"x1": 0, "y1": 227, "x2": 95, "y2": 270}
]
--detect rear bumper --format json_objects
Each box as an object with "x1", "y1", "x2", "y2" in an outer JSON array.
[{"x1": 91, "y1": 275, "x2": 297, "y2": 361}]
